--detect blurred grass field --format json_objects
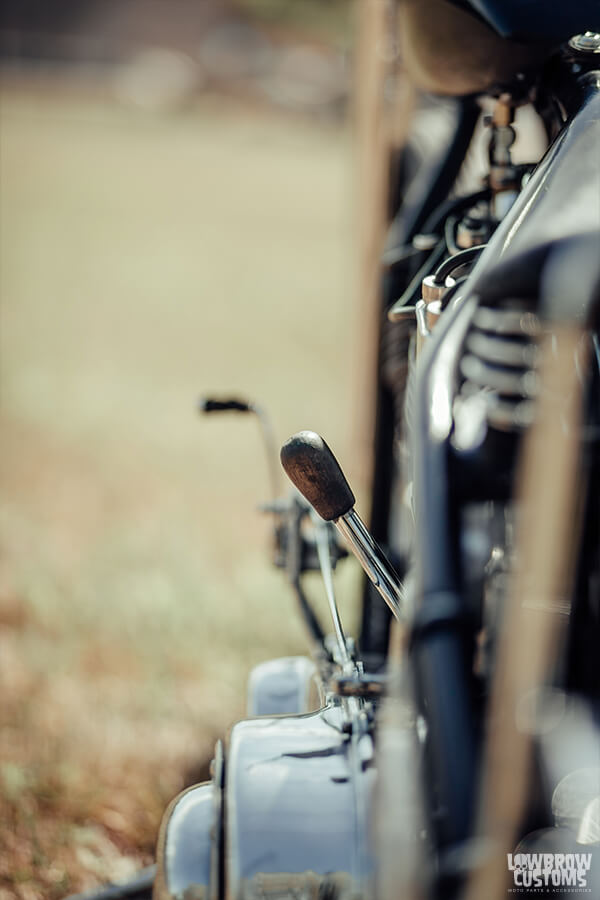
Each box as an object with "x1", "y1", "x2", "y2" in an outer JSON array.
[{"x1": 0, "y1": 83, "x2": 363, "y2": 896}]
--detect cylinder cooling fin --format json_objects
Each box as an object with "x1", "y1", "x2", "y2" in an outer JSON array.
[{"x1": 457, "y1": 298, "x2": 541, "y2": 434}]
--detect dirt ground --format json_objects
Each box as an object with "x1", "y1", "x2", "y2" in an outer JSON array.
[{"x1": 0, "y1": 81, "x2": 365, "y2": 897}]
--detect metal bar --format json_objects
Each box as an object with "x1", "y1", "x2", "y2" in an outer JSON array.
[
  {"x1": 312, "y1": 513, "x2": 352, "y2": 667},
  {"x1": 336, "y1": 510, "x2": 404, "y2": 622}
]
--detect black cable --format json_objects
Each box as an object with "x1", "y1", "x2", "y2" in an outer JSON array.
[
  {"x1": 421, "y1": 188, "x2": 490, "y2": 237},
  {"x1": 292, "y1": 578, "x2": 328, "y2": 652},
  {"x1": 433, "y1": 244, "x2": 487, "y2": 286},
  {"x1": 383, "y1": 189, "x2": 491, "y2": 270},
  {"x1": 387, "y1": 238, "x2": 448, "y2": 313}
]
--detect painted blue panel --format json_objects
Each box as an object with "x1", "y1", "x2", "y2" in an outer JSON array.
[{"x1": 465, "y1": 0, "x2": 600, "y2": 41}]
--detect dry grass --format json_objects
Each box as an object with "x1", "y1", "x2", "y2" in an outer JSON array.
[{"x1": 0, "y1": 82, "x2": 363, "y2": 896}]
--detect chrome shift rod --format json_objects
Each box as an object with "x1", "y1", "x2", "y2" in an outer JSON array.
[
  {"x1": 335, "y1": 511, "x2": 404, "y2": 622},
  {"x1": 280, "y1": 431, "x2": 404, "y2": 623}
]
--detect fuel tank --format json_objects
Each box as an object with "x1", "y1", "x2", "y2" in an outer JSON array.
[
  {"x1": 398, "y1": 0, "x2": 554, "y2": 95},
  {"x1": 465, "y1": 1, "x2": 600, "y2": 41}
]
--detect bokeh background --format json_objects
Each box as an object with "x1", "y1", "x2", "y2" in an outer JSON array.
[{"x1": 0, "y1": 1, "x2": 373, "y2": 895}]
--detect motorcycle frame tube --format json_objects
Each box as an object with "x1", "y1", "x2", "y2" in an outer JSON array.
[{"x1": 410, "y1": 295, "x2": 480, "y2": 857}]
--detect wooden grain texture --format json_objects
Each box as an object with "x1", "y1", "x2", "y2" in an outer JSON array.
[{"x1": 280, "y1": 430, "x2": 355, "y2": 521}]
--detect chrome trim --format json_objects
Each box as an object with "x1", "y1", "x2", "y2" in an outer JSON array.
[
  {"x1": 312, "y1": 511, "x2": 352, "y2": 667},
  {"x1": 225, "y1": 707, "x2": 376, "y2": 899},
  {"x1": 247, "y1": 656, "x2": 318, "y2": 717},
  {"x1": 336, "y1": 511, "x2": 404, "y2": 622}
]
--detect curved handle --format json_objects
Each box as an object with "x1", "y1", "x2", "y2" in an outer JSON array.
[
  {"x1": 199, "y1": 397, "x2": 252, "y2": 414},
  {"x1": 280, "y1": 431, "x2": 355, "y2": 521}
]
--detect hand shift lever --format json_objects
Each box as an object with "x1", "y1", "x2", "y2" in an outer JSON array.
[{"x1": 280, "y1": 431, "x2": 404, "y2": 622}]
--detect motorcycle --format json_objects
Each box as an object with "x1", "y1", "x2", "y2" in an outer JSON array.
[{"x1": 71, "y1": 2, "x2": 600, "y2": 899}]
